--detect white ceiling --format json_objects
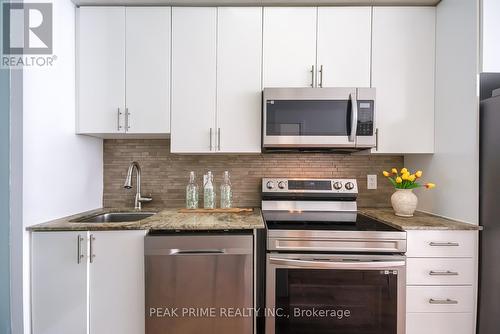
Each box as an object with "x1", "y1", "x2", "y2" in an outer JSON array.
[{"x1": 73, "y1": 0, "x2": 441, "y2": 6}]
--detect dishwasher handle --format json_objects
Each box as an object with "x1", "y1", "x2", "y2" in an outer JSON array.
[
  {"x1": 145, "y1": 247, "x2": 252, "y2": 256},
  {"x1": 170, "y1": 249, "x2": 226, "y2": 255}
]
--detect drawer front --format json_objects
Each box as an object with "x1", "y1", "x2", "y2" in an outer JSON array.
[
  {"x1": 406, "y1": 231, "x2": 476, "y2": 258},
  {"x1": 407, "y1": 258, "x2": 474, "y2": 285},
  {"x1": 406, "y1": 313, "x2": 474, "y2": 334},
  {"x1": 407, "y1": 286, "x2": 474, "y2": 313}
]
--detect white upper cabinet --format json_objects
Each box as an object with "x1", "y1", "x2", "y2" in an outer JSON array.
[
  {"x1": 171, "y1": 7, "x2": 262, "y2": 153},
  {"x1": 77, "y1": 7, "x2": 126, "y2": 134},
  {"x1": 125, "y1": 7, "x2": 171, "y2": 134},
  {"x1": 216, "y1": 7, "x2": 262, "y2": 153},
  {"x1": 263, "y1": 7, "x2": 317, "y2": 88},
  {"x1": 77, "y1": 7, "x2": 170, "y2": 136},
  {"x1": 372, "y1": 7, "x2": 436, "y2": 154},
  {"x1": 171, "y1": 7, "x2": 217, "y2": 153},
  {"x1": 482, "y1": 0, "x2": 500, "y2": 72},
  {"x1": 317, "y1": 7, "x2": 372, "y2": 87}
]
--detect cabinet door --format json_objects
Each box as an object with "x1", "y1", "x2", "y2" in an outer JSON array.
[
  {"x1": 126, "y1": 7, "x2": 171, "y2": 134},
  {"x1": 263, "y1": 7, "x2": 317, "y2": 87},
  {"x1": 317, "y1": 7, "x2": 371, "y2": 87},
  {"x1": 171, "y1": 7, "x2": 217, "y2": 153},
  {"x1": 482, "y1": 0, "x2": 500, "y2": 72},
  {"x1": 217, "y1": 7, "x2": 262, "y2": 153},
  {"x1": 77, "y1": 7, "x2": 126, "y2": 134},
  {"x1": 406, "y1": 313, "x2": 474, "y2": 334},
  {"x1": 32, "y1": 232, "x2": 88, "y2": 334},
  {"x1": 372, "y1": 7, "x2": 435, "y2": 154},
  {"x1": 89, "y1": 231, "x2": 147, "y2": 334}
]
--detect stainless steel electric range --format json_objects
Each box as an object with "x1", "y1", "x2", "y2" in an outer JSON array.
[{"x1": 261, "y1": 178, "x2": 407, "y2": 334}]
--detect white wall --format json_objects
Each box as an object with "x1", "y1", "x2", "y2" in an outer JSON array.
[
  {"x1": 405, "y1": 0, "x2": 479, "y2": 225},
  {"x1": 12, "y1": 0, "x2": 103, "y2": 332},
  {"x1": 482, "y1": 0, "x2": 500, "y2": 72}
]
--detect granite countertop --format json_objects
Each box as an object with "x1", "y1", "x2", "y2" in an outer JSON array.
[
  {"x1": 360, "y1": 208, "x2": 481, "y2": 231},
  {"x1": 27, "y1": 208, "x2": 265, "y2": 232},
  {"x1": 28, "y1": 207, "x2": 480, "y2": 232}
]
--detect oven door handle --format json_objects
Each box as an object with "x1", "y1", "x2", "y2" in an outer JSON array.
[
  {"x1": 349, "y1": 92, "x2": 358, "y2": 142},
  {"x1": 269, "y1": 257, "x2": 405, "y2": 269}
]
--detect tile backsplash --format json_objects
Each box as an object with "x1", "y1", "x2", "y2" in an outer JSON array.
[{"x1": 103, "y1": 139, "x2": 403, "y2": 209}]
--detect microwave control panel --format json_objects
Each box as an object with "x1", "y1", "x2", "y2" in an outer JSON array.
[{"x1": 356, "y1": 100, "x2": 374, "y2": 136}]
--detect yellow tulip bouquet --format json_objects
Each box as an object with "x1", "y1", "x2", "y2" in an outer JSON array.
[{"x1": 382, "y1": 168, "x2": 436, "y2": 190}]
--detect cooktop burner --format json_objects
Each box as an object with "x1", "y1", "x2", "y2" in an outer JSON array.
[{"x1": 265, "y1": 213, "x2": 400, "y2": 232}]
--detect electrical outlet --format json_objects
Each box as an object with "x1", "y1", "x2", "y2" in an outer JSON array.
[{"x1": 367, "y1": 175, "x2": 377, "y2": 190}]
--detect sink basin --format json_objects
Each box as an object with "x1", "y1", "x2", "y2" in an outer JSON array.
[{"x1": 73, "y1": 212, "x2": 156, "y2": 223}]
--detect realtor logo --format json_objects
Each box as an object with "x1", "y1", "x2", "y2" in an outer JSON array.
[{"x1": 2, "y1": 2, "x2": 53, "y2": 55}]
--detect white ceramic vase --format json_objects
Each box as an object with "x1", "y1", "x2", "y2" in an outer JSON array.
[{"x1": 391, "y1": 189, "x2": 418, "y2": 217}]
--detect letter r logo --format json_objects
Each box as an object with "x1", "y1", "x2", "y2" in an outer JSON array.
[{"x1": 2, "y1": 2, "x2": 53, "y2": 55}]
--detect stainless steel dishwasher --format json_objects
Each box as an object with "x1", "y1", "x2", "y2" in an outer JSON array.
[{"x1": 145, "y1": 232, "x2": 253, "y2": 334}]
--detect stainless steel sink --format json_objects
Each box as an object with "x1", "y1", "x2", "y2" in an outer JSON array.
[{"x1": 73, "y1": 212, "x2": 156, "y2": 223}]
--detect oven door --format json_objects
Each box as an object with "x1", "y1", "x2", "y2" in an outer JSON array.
[
  {"x1": 263, "y1": 88, "x2": 357, "y2": 148},
  {"x1": 265, "y1": 253, "x2": 405, "y2": 334}
]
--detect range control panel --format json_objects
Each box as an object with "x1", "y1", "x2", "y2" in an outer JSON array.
[{"x1": 262, "y1": 178, "x2": 358, "y2": 194}]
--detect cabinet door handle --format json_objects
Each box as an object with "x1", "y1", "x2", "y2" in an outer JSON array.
[
  {"x1": 429, "y1": 242, "x2": 460, "y2": 247},
  {"x1": 318, "y1": 65, "x2": 324, "y2": 88},
  {"x1": 217, "y1": 128, "x2": 221, "y2": 151},
  {"x1": 89, "y1": 234, "x2": 96, "y2": 263},
  {"x1": 125, "y1": 108, "x2": 130, "y2": 131},
  {"x1": 77, "y1": 235, "x2": 85, "y2": 264},
  {"x1": 209, "y1": 128, "x2": 213, "y2": 151},
  {"x1": 429, "y1": 270, "x2": 459, "y2": 276},
  {"x1": 310, "y1": 65, "x2": 315, "y2": 87},
  {"x1": 429, "y1": 298, "x2": 459, "y2": 305},
  {"x1": 117, "y1": 108, "x2": 123, "y2": 131}
]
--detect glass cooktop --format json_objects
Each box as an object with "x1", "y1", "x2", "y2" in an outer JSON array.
[{"x1": 265, "y1": 213, "x2": 400, "y2": 232}]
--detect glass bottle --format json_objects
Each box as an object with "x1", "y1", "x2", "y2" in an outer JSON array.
[
  {"x1": 204, "y1": 171, "x2": 216, "y2": 209},
  {"x1": 220, "y1": 171, "x2": 232, "y2": 209},
  {"x1": 186, "y1": 171, "x2": 199, "y2": 209}
]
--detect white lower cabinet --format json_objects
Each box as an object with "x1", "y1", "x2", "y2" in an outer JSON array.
[
  {"x1": 32, "y1": 232, "x2": 88, "y2": 334},
  {"x1": 89, "y1": 231, "x2": 146, "y2": 334},
  {"x1": 31, "y1": 230, "x2": 147, "y2": 334},
  {"x1": 407, "y1": 258, "x2": 475, "y2": 285},
  {"x1": 405, "y1": 230, "x2": 478, "y2": 334},
  {"x1": 407, "y1": 286, "x2": 474, "y2": 313},
  {"x1": 406, "y1": 313, "x2": 475, "y2": 334}
]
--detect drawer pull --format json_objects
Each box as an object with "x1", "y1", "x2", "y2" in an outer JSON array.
[
  {"x1": 429, "y1": 298, "x2": 459, "y2": 305},
  {"x1": 429, "y1": 242, "x2": 460, "y2": 247},
  {"x1": 429, "y1": 270, "x2": 459, "y2": 276}
]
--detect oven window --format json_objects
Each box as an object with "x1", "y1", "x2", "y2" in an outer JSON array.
[
  {"x1": 275, "y1": 269, "x2": 397, "y2": 334},
  {"x1": 266, "y1": 100, "x2": 351, "y2": 136}
]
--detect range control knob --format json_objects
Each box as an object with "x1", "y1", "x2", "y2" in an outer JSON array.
[
  {"x1": 278, "y1": 181, "x2": 286, "y2": 189},
  {"x1": 266, "y1": 181, "x2": 275, "y2": 190},
  {"x1": 345, "y1": 182, "x2": 355, "y2": 190},
  {"x1": 333, "y1": 182, "x2": 343, "y2": 190}
]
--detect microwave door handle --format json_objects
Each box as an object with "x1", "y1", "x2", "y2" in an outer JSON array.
[{"x1": 349, "y1": 93, "x2": 358, "y2": 142}]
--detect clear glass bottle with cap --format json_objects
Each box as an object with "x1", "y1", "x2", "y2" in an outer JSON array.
[
  {"x1": 220, "y1": 171, "x2": 232, "y2": 209},
  {"x1": 185, "y1": 171, "x2": 199, "y2": 209},
  {"x1": 204, "y1": 171, "x2": 216, "y2": 209}
]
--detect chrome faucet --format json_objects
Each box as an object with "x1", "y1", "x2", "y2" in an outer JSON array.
[{"x1": 123, "y1": 161, "x2": 152, "y2": 210}]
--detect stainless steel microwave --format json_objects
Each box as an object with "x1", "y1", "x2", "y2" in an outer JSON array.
[{"x1": 262, "y1": 88, "x2": 376, "y2": 150}]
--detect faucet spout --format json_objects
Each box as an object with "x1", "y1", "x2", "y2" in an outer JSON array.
[{"x1": 123, "y1": 161, "x2": 151, "y2": 210}]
